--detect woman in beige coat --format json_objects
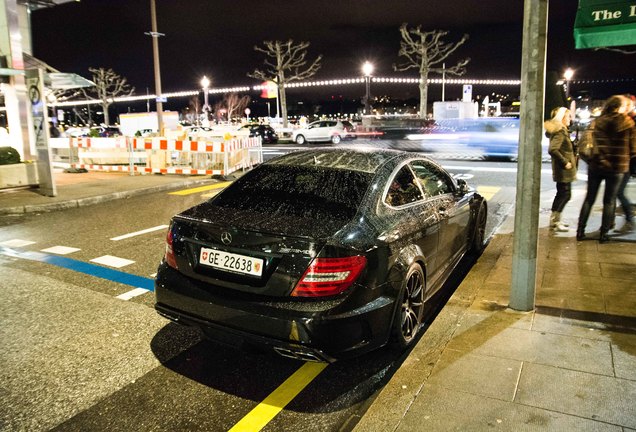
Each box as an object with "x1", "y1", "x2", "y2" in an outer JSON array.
[{"x1": 545, "y1": 107, "x2": 577, "y2": 232}]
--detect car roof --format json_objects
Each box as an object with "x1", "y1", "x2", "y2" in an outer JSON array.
[{"x1": 265, "y1": 148, "x2": 421, "y2": 174}]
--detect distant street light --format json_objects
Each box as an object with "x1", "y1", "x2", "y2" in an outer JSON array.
[
  {"x1": 563, "y1": 68, "x2": 574, "y2": 100},
  {"x1": 362, "y1": 61, "x2": 374, "y2": 115},
  {"x1": 201, "y1": 75, "x2": 210, "y2": 126}
]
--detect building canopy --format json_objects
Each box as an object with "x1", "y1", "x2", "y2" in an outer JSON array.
[{"x1": 574, "y1": 0, "x2": 636, "y2": 49}]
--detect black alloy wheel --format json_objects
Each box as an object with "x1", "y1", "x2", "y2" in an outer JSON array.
[
  {"x1": 470, "y1": 203, "x2": 487, "y2": 256},
  {"x1": 392, "y1": 263, "x2": 425, "y2": 348}
]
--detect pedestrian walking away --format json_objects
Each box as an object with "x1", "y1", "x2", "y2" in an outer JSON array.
[
  {"x1": 614, "y1": 96, "x2": 636, "y2": 234},
  {"x1": 577, "y1": 95, "x2": 636, "y2": 243},
  {"x1": 545, "y1": 106, "x2": 577, "y2": 232}
]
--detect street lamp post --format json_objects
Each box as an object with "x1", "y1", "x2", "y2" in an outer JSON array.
[
  {"x1": 200, "y1": 76, "x2": 210, "y2": 126},
  {"x1": 362, "y1": 61, "x2": 374, "y2": 115},
  {"x1": 147, "y1": 0, "x2": 164, "y2": 135},
  {"x1": 564, "y1": 68, "x2": 574, "y2": 100}
]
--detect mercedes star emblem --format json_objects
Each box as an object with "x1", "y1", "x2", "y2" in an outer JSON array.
[{"x1": 221, "y1": 232, "x2": 232, "y2": 245}]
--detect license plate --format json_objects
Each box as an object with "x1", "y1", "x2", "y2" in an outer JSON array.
[{"x1": 199, "y1": 247, "x2": 264, "y2": 277}]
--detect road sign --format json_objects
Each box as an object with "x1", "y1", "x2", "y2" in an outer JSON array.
[
  {"x1": 463, "y1": 85, "x2": 473, "y2": 103},
  {"x1": 156, "y1": 97, "x2": 167, "y2": 103}
]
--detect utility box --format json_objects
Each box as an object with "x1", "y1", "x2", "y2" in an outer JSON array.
[{"x1": 433, "y1": 101, "x2": 479, "y2": 120}]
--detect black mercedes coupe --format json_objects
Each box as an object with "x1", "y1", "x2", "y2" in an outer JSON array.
[{"x1": 155, "y1": 148, "x2": 487, "y2": 362}]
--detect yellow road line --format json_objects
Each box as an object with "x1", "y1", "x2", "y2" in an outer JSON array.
[
  {"x1": 169, "y1": 181, "x2": 232, "y2": 196},
  {"x1": 477, "y1": 186, "x2": 500, "y2": 201},
  {"x1": 228, "y1": 362, "x2": 328, "y2": 432}
]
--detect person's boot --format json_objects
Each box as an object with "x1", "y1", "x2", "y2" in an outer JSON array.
[
  {"x1": 616, "y1": 220, "x2": 634, "y2": 234},
  {"x1": 576, "y1": 225, "x2": 586, "y2": 241},
  {"x1": 599, "y1": 230, "x2": 610, "y2": 244},
  {"x1": 549, "y1": 211, "x2": 558, "y2": 229},
  {"x1": 553, "y1": 212, "x2": 569, "y2": 232}
]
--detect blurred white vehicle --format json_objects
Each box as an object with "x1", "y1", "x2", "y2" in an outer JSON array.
[{"x1": 292, "y1": 120, "x2": 356, "y2": 144}]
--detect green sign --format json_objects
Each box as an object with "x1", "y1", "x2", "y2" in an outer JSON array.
[{"x1": 574, "y1": 0, "x2": 636, "y2": 48}]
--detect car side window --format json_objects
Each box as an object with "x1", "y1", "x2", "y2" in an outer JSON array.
[
  {"x1": 385, "y1": 166, "x2": 424, "y2": 207},
  {"x1": 409, "y1": 161, "x2": 454, "y2": 198}
]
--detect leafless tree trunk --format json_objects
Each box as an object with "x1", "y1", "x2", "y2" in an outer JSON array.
[
  {"x1": 248, "y1": 40, "x2": 321, "y2": 128},
  {"x1": 394, "y1": 25, "x2": 470, "y2": 118},
  {"x1": 213, "y1": 93, "x2": 251, "y2": 123},
  {"x1": 226, "y1": 93, "x2": 251, "y2": 122},
  {"x1": 86, "y1": 67, "x2": 134, "y2": 125}
]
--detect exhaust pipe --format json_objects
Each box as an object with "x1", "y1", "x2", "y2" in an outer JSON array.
[{"x1": 273, "y1": 347, "x2": 325, "y2": 362}]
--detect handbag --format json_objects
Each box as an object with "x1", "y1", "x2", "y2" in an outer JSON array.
[{"x1": 578, "y1": 122, "x2": 598, "y2": 164}]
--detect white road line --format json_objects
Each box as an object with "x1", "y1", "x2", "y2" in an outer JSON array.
[
  {"x1": 116, "y1": 288, "x2": 150, "y2": 301},
  {"x1": 0, "y1": 239, "x2": 36, "y2": 247},
  {"x1": 90, "y1": 255, "x2": 135, "y2": 268},
  {"x1": 40, "y1": 246, "x2": 81, "y2": 255},
  {"x1": 110, "y1": 225, "x2": 169, "y2": 241}
]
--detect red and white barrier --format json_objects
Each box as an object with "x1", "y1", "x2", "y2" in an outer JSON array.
[{"x1": 52, "y1": 136, "x2": 262, "y2": 175}]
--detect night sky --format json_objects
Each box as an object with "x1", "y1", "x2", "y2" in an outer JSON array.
[{"x1": 31, "y1": 0, "x2": 633, "y2": 104}]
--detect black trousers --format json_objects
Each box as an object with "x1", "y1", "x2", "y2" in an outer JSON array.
[{"x1": 551, "y1": 182, "x2": 572, "y2": 213}]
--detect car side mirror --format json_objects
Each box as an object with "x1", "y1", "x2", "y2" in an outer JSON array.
[{"x1": 456, "y1": 179, "x2": 469, "y2": 196}]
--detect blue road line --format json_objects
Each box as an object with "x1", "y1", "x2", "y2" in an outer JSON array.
[{"x1": 0, "y1": 247, "x2": 155, "y2": 291}]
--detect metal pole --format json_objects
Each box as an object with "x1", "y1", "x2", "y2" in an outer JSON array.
[
  {"x1": 203, "y1": 88, "x2": 209, "y2": 125},
  {"x1": 365, "y1": 76, "x2": 371, "y2": 115},
  {"x1": 442, "y1": 62, "x2": 446, "y2": 102},
  {"x1": 509, "y1": 0, "x2": 548, "y2": 311},
  {"x1": 149, "y1": 0, "x2": 164, "y2": 135}
]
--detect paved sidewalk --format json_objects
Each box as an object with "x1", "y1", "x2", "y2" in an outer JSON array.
[
  {"x1": 354, "y1": 189, "x2": 636, "y2": 431},
  {"x1": 0, "y1": 169, "x2": 221, "y2": 215}
]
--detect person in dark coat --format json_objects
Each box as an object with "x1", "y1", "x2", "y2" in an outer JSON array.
[
  {"x1": 577, "y1": 95, "x2": 636, "y2": 243},
  {"x1": 545, "y1": 107, "x2": 577, "y2": 232},
  {"x1": 614, "y1": 96, "x2": 635, "y2": 233}
]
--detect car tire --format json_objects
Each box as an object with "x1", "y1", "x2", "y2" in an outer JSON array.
[
  {"x1": 331, "y1": 134, "x2": 341, "y2": 144},
  {"x1": 295, "y1": 135, "x2": 306, "y2": 145},
  {"x1": 470, "y1": 202, "x2": 487, "y2": 256},
  {"x1": 391, "y1": 263, "x2": 425, "y2": 349}
]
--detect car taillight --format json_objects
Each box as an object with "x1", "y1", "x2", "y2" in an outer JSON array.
[
  {"x1": 165, "y1": 229, "x2": 178, "y2": 269},
  {"x1": 291, "y1": 256, "x2": 367, "y2": 297}
]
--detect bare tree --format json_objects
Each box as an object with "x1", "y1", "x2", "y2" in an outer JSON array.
[
  {"x1": 86, "y1": 67, "x2": 134, "y2": 125},
  {"x1": 248, "y1": 40, "x2": 321, "y2": 128},
  {"x1": 213, "y1": 93, "x2": 251, "y2": 123},
  {"x1": 394, "y1": 25, "x2": 470, "y2": 118}
]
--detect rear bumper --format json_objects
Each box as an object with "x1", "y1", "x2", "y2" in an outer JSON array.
[{"x1": 154, "y1": 263, "x2": 395, "y2": 362}]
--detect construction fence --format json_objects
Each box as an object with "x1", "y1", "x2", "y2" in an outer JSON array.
[{"x1": 49, "y1": 136, "x2": 262, "y2": 176}]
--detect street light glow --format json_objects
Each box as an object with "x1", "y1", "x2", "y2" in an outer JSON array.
[
  {"x1": 563, "y1": 68, "x2": 574, "y2": 81},
  {"x1": 200, "y1": 75, "x2": 210, "y2": 89},
  {"x1": 362, "y1": 61, "x2": 374, "y2": 77}
]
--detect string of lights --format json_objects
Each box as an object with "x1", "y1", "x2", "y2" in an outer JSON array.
[{"x1": 50, "y1": 76, "x2": 633, "y2": 107}]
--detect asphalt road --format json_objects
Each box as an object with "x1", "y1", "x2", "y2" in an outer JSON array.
[{"x1": 0, "y1": 142, "x2": 562, "y2": 431}]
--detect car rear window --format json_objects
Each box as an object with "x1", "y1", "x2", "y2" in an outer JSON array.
[{"x1": 212, "y1": 165, "x2": 373, "y2": 230}]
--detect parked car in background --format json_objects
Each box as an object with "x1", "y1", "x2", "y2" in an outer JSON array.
[
  {"x1": 89, "y1": 125, "x2": 121, "y2": 137},
  {"x1": 238, "y1": 124, "x2": 279, "y2": 144},
  {"x1": 62, "y1": 127, "x2": 90, "y2": 138},
  {"x1": 292, "y1": 120, "x2": 356, "y2": 144},
  {"x1": 184, "y1": 126, "x2": 215, "y2": 140},
  {"x1": 134, "y1": 128, "x2": 157, "y2": 137},
  {"x1": 155, "y1": 148, "x2": 487, "y2": 362}
]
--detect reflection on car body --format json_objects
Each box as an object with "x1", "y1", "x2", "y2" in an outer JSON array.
[{"x1": 155, "y1": 148, "x2": 487, "y2": 362}]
